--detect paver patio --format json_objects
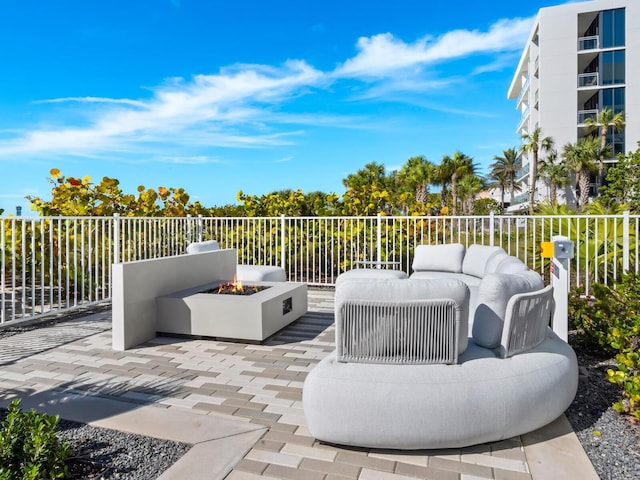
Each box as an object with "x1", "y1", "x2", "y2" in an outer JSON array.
[{"x1": 0, "y1": 288, "x2": 597, "y2": 479}]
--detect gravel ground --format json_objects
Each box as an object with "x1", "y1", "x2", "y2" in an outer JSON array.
[
  {"x1": 2, "y1": 310, "x2": 640, "y2": 479},
  {"x1": 564, "y1": 335, "x2": 640, "y2": 480}
]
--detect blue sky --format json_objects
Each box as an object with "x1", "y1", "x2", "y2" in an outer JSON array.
[{"x1": 0, "y1": 0, "x2": 575, "y2": 215}]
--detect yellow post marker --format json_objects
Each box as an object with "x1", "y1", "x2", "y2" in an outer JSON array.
[{"x1": 540, "y1": 241, "x2": 554, "y2": 258}]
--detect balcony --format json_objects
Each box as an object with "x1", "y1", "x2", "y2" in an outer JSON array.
[
  {"x1": 578, "y1": 35, "x2": 599, "y2": 51},
  {"x1": 517, "y1": 107, "x2": 530, "y2": 133},
  {"x1": 534, "y1": 57, "x2": 539, "y2": 78},
  {"x1": 534, "y1": 90, "x2": 539, "y2": 109},
  {"x1": 516, "y1": 77, "x2": 530, "y2": 106},
  {"x1": 578, "y1": 109, "x2": 598, "y2": 124},
  {"x1": 578, "y1": 72, "x2": 599, "y2": 87},
  {"x1": 515, "y1": 162, "x2": 530, "y2": 181}
]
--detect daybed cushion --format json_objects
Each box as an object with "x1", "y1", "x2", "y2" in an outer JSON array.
[
  {"x1": 412, "y1": 243, "x2": 465, "y2": 273},
  {"x1": 461, "y1": 245, "x2": 506, "y2": 278},
  {"x1": 472, "y1": 270, "x2": 544, "y2": 348},
  {"x1": 186, "y1": 240, "x2": 220, "y2": 254},
  {"x1": 335, "y1": 277, "x2": 470, "y2": 355}
]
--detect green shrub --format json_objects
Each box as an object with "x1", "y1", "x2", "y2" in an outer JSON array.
[
  {"x1": 569, "y1": 274, "x2": 640, "y2": 419},
  {"x1": 569, "y1": 274, "x2": 640, "y2": 354},
  {"x1": 0, "y1": 399, "x2": 71, "y2": 480}
]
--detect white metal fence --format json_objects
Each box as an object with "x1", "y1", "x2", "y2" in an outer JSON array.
[{"x1": 2, "y1": 213, "x2": 639, "y2": 325}]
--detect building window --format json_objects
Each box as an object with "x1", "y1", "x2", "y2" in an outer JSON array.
[
  {"x1": 601, "y1": 87, "x2": 625, "y2": 115},
  {"x1": 601, "y1": 8, "x2": 625, "y2": 48},
  {"x1": 601, "y1": 50, "x2": 625, "y2": 85}
]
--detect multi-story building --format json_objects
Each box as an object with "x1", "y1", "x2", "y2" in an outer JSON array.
[{"x1": 507, "y1": 0, "x2": 639, "y2": 211}]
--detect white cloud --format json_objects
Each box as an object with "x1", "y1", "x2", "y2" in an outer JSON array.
[
  {"x1": 274, "y1": 155, "x2": 294, "y2": 163},
  {"x1": 0, "y1": 60, "x2": 324, "y2": 159},
  {"x1": 336, "y1": 17, "x2": 534, "y2": 78}
]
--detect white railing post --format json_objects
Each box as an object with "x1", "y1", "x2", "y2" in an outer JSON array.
[
  {"x1": 623, "y1": 211, "x2": 630, "y2": 273},
  {"x1": 489, "y1": 212, "x2": 495, "y2": 246},
  {"x1": 186, "y1": 214, "x2": 192, "y2": 245},
  {"x1": 197, "y1": 215, "x2": 203, "y2": 242},
  {"x1": 113, "y1": 214, "x2": 120, "y2": 264},
  {"x1": 280, "y1": 214, "x2": 286, "y2": 270},
  {"x1": 376, "y1": 213, "x2": 382, "y2": 268}
]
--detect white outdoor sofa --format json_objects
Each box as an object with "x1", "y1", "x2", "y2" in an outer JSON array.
[
  {"x1": 302, "y1": 244, "x2": 579, "y2": 449},
  {"x1": 186, "y1": 240, "x2": 286, "y2": 282}
]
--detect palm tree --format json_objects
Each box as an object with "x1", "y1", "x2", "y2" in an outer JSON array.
[
  {"x1": 521, "y1": 128, "x2": 554, "y2": 214},
  {"x1": 441, "y1": 152, "x2": 475, "y2": 216},
  {"x1": 398, "y1": 156, "x2": 434, "y2": 207},
  {"x1": 563, "y1": 137, "x2": 604, "y2": 211},
  {"x1": 487, "y1": 169, "x2": 508, "y2": 210},
  {"x1": 537, "y1": 150, "x2": 570, "y2": 204},
  {"x1": 585, "y1": 107, "x2": 625, "y2": 186},
  {"x1": 457, "y1": 174, "x2": 485, "y2": 215},
  {"x1": 490, "y1": 147, "x2": 521, "y2": 205}
]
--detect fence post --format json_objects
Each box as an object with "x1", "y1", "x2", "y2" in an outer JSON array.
[
  {"x1": 186, "y1": 214, "x2": 192, "y2": 245},
  {"x1": 489, "y1": 211, "x2": 495, "y2": 246},
  {"x1": 113, "y1": 214, "x2": 120, "y2": 264},
  {"x1": 376, "y1": 213, "x2": 382, "y2": 267},
  {"x1": 197, "y1": 215, "x2": 203, "y2": 242},
  {"x1": 623, "y1": 210, "x2": 630, "y2": 273},
  {"x1": 281, "y1": 214, "x2": 286, "y2": 270}
]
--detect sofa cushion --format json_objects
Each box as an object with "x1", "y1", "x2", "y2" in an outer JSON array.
[
  {"x1": 186, "y1": 240, "x2": 220, "y2": 254},
  {"x1": 336, "y1": 269, "x2": 408, "y2": 287},
  {"x1": 412, "y1": 244, "x2": 465, "y2": 273},
  {"x1": 484, "y1": 251, "x2": 511, "y2": 275},
  {"x1": 472, "y1": 270, "x2": 544, "y2": 349},
  {"x1": 461, "y1": 245, "x2": 507, "y2": 278},
  {"x1": 494, "y1": 257, "x2": 530, "y2": 274},
  {"x1": 410, "y1": 271, "x2": 481, "y2": 287},
  {"x1": 236, "y1": 264, "x2": 286, "y2": 282}
]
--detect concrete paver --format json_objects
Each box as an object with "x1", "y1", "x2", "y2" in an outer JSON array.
[{"x1": 0, "y1": 288, "x2": 599, "y2": 480}]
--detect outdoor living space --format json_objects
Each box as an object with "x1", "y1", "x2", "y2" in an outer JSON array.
[{"x1": 0, "y1": 288, "x2": 599, "y2": 480}]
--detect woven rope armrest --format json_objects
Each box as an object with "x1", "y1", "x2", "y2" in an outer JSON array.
[
  {"x1": 499, "y1": 285, "x2": 555, "y2": 358},
  {"x1": 336, "y1": 299, "x2": 462, "y2": 365}
]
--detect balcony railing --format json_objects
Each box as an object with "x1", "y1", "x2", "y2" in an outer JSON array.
[
  {"x1": 515, "y1": 162, "x2": 530, "y2": 181},
  {"x1": 1, "y1": 213, "x2": 638, "y2": 326},
  {"x1": 578, "y1": 109, "x2": 598, "y2": 124},
  {"x1": 578, "y1": 72, "x2": 599, "y2": 87},
  {"x1": 578, "y1": 35, "x2": 599, "y2": 51}
]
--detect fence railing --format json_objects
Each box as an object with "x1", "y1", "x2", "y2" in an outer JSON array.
[{"x1": 2, "y1": 213, "x2": 639, "y2": 325}]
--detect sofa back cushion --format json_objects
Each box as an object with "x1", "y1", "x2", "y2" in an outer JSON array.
[
  {"x1": 412, "y1": 243, "x2": 465, "y2": 273},
  {"x1": 484, "y1": 251, "x2": 511, "y2": 275},
  {"x1": 494, "y1": 257, "x2": 530, "y2": 274},
  {"x1": 471, "y1": 270, "x2": 544, "y2": 349},
  {"x1": 461, "y1": 245, "x2": 507, "y2": 278},
  {"x1": 335, "y1": 277, "x2": 470, "y2": 357},
  {"x1": 186, "y1": 240, "x2": 220, "y2": 254}
]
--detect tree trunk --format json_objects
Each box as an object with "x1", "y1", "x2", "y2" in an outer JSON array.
[
  {"x1": 598, "y1": 124, "x2": 608, "y2": 192},
  {"x1": 528, "y1": 151, "x2": 538, "y2": 215},
  {"x1": 451, "y1": 174, "x2": 459, "y2": 216},
  {"x1": 416, "y1": 184, "x2": 427, "y2": 206},
  {"x1": 550, "y1": 182, "x2": 557, "y2": 204},
  {"x1": 578, "y1": 169, "x2": 590, "y2": 212}
]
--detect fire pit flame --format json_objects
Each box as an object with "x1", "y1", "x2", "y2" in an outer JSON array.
[{"x1": 211, "y1": 276, "x2": 269, "y2": 296}]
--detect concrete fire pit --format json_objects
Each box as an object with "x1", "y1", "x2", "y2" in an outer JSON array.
[{"x1": 156, "y1": 281, "x2": 308, "y2": 341}]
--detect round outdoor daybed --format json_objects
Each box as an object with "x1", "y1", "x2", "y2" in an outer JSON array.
[{"x1": 303, "y1": 331, "x2": 578, "y2": 449}]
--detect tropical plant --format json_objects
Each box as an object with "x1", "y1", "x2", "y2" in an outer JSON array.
[
  {"x1": 538, "y1": 150, "x2": 570, "y2": 204},
  {"x1": 342, "y1": 162, "x2": 393, "y2": 215},
  {"x1": 585, "y1": 107, "x2": 625, "y2": 187},
  {"x1": 457, "y1": 174, "x2": 485, "y2": 215},
  {"x1": 521, "y1": 128, "x2": 554, "y2": 214},
  {"x1": 397, "y1": 156, "x2": 434, "y2": 208},
  {"x1": 440, "y1": 152, "x2": 475, "y2": 216},
  {"x1": 490, "y1": 147, "x2": 521, "y2": 205},
  {"x1": 600, "y1": 142, "x2": 640, "y2": 212},
  {"x1": 563, "y1": 137, "x2": 603, "y2": 212}
]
